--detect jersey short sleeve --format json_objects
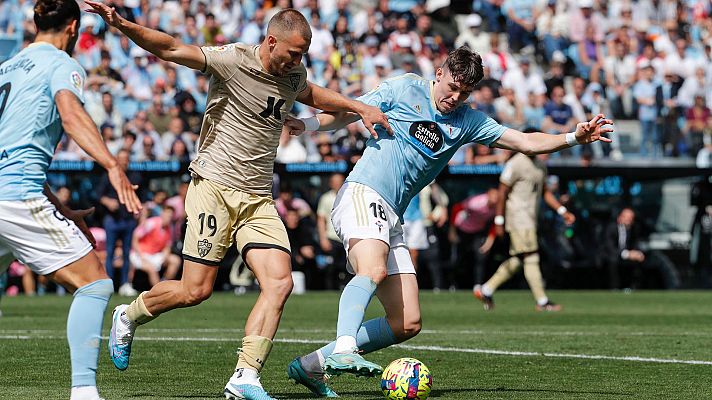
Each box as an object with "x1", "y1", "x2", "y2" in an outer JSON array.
[
  {"x1": 499, "y1": 156, "x2": 519, "y2": 186},
  {"x1": 201, "y1": 44, "x2": 239, "y2": 81},
  {"x1": 356, "y1": 81, "x2": 396, "y2": 112},
  {"x1": 462, "y1": 108, "x2": 507, "y2": 147},
  {"x1": 49, "y1": 59, "x2": 86, "y2": 103}
]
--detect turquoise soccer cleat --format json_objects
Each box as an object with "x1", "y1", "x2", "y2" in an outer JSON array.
[
  {"x1": 108, "y1": 304, "x2": 135, "y2": 371},
  {"x1": 323, "y1": 350, "x2": 383, "y2": 377},
  {"x1": 223, "y1": 382, "x2": 274, "y2": 400},
  {"x1": 287, "y1": 357, "x2": 339, "y2": 397}
]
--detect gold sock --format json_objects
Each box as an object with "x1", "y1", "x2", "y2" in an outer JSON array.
[
  {"x1": 485, "y1": 257, "x2": 522, "y2": 292},
  {"x1": 125, "y1": 292, "x2": 156, "y2": 325},
  {"x1": 523, "y1": 253, "x2": 547, "y2": 302},
  {"x1": 235, "y1": 335, "x2": 274, "y2": 373}
]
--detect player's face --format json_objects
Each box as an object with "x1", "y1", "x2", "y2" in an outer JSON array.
[
  {"x1": 267, "y1": 32, "x2": 310, "y2": 76},
  {"x1": 434, "y1": 68, "x2": 474, "y2": 114}
]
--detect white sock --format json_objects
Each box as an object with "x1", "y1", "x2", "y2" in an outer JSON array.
[
  {"x1": 481, "y1": 284, "x2": 494, "y2": 297},
  {"x1": 333, "y1": 335, "x2": 357, "y2": 354},
  {"x1": 232, "y1": 367, "x2": 261, "y2": 387},
  {"x1": 70, "y1": 386, "x2": 99, "y2": 400},
  {"x1": 537, "y1": 297, "x2": 549, "y2": 306}
]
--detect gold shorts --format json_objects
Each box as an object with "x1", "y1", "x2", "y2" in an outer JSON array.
[
  {"x1": 182, "y1": 176, "x2": 290, "y2": 266},
  {"x1": 508, "y1": 229, "x2": 538, "y2": 256}
]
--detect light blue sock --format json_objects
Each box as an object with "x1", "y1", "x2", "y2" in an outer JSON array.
[
  {"x1": 67, "y1": 279, "x2": 112, "y2": 387},
  {"x1": 316, "y1": 317, "x2": 397, "y2": 361},
  {"x1": 336, "y1": 275, "x2": 377, "y2": 340}
]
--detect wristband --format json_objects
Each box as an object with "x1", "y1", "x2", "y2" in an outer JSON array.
[
  {"x1": 621, "y1": 249, "x2": 630, "y2": 260},
  {"x1": 302, "y1": 116, "x2": 320, "y2": 131},
  {"x1": 557, "y1": 206, "x2": 567, "y2": 216},
  {"x1": 494, "y1": 215, "x2": 504, "y2": 226},
  {"x1": 565, "y1": 131, "x2": 579, "y2": 147}
]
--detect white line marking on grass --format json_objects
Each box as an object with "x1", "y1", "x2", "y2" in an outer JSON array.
[{"x1": 2, "y1": 334, "x2": 711, "y2": 366}]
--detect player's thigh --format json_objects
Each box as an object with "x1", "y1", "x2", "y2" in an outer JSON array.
[
  {"x1": 332, "y1": 183, "x2": 394, "y2": 277},
  {"x1": 347, "y1": 238, "x2": 390, "y2": 277},
  {"x1": 508, "y1": 229, "x2": 538, "y2": 256},
  {"x1": 376, "y1": 273, "x2": 421, "y2": 339},
  {"x1": 180, "y1": 259, "x2": 219, "y2": 295},
  {"x1": 235, "y1": 196, "x2": 292, "y2": 291},
  {"x1": 182, "y1": 177, "x2": 236, "y2": 265}
]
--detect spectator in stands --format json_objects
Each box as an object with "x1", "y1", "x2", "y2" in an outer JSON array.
[
  {"x1": 316, "y1": 173, "x2": 346, "y2": 290},
  {"x1": 576, "y1": 24, "x2": 604, "y2": 83},
  {"x1": 523, "y1": 91, "x2": 546, "y2": 131},
  {"x1": 474, "y1": 85, "x2": 498, "y2": 121},
  {"x1": 536, "y1": 0, "x2": 568, "y2": 63},
  {"x1": 130, "y1": 205, "x2": 182, "y2": 288},
  {"x1": 275, "y1": 181, "x2": 312, "y2": 220},
  {"x1": 201, "y1": 13, "x2": 224, "y2": 46},
  {"x1": 123, "y1": 47, "x2": 153, "y2": 104},
  {"x1": 634, "y1": 63, "x2": 661, "y2": 158},
  {"x1": 543, "y1": 86, "x2": 575, "y2": 136},
  {"x1": 87, "y1": 91, "x2": 124, "y2": 137},
  {"x1": 501, "y1": 57, "x2": 546, "y2": 104},
  {"x1": 335, "y1": 123, "x2": 368, "y2": 163},
  {"x1": 502, "y1": 0, "x2": 536, "y2": 53},
  {"x1": 101, "y1": 123, "x2": 122, "y2": 155},
  {"x1": 451, "y1": 188, "x2": 498, "y2": 288},
  {"x1": 276, "y1": 129, "x2": 308, "y2": 164},
  {"x1": 494, "y1": 86, "x2": 524, "y2": 129},
  {"x1": 316, "y1": 133, "x2": 338, "y2": 162},
  {"x1": 656, "y1": 68, "x2": 684, "y2": 156},
  {"x1": 98, "y1": 149, "x2": 142, "y2": 295},
  {"x1": 684, "y1": 95, "x2": 712, "y2": 156},
  {"x1": 604, "y1": 40, "x2": 637, "y2": 119},
  {"x1": 147, "y1": 95, "x2": 172, "y2": 136},
  {"x1": 89, "y1": 50, "x2": 125, "y2": 88},
  {"x1": 455, "y1": 14, "x2": 490, "y2": 54}
]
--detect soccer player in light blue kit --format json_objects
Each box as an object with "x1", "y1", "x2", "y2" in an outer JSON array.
[
  {"x1": 0, "y1": 1, "x2": 141, "y2": 399},
  {"x1": 283, "y1": 47, "x2": 613, "y2": 397}
]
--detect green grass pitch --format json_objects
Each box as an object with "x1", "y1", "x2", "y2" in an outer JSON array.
[{"x1": 1, "y1": 290, "x2": 712, "y2": 399}]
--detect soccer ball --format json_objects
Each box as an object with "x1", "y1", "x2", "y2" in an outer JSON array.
[{"x1": 380, "y1": 357, "x2": 432, "y2": 400}]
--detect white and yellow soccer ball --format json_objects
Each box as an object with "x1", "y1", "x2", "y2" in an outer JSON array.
[{"x1": 380, "y1": 357, "x2": 432, "y2": 400}]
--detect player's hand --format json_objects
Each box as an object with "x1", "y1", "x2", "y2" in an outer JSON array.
[
  {"x1": 63, "y1": 207, "x2": 97, "y2": 248},
  {"x1": 575, "y1": 114, "x2": 614, "y2": 145},
  {"x1": 356, "y1": 104, "x2": 392, "y2": 139},
  {"x1": 283, "y1": 116, "x2": 306, "y2": 136},
  {"x1": 85, "y1": 0, "x2": 122, "y2": 28},
  {"x1": 563, "y1": 212, "x2": 576, "y2": 225},
  {"x1": 320, "y1": 238, "x2": 333, "y2": 252},
  {"x1": 108, "y1": 165, "x2": 142, "y2": 214}
]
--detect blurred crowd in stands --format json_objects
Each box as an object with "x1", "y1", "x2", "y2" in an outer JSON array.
[
  {"x1": 2, "y1": 0, "x2": 712, "y2": 163},
  {"x1": 2, "y1": 0, "x2": 712, "y2": 296}
]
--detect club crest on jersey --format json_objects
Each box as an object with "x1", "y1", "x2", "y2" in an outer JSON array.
[
  {"x1": 375, "y1": 220, "x2": 384, "y2": 233},
  {"x1": 287, "y1": 74, "x2": 301, "y2": 91},
  {"x1": 408, "y1": 121, "x2": 444, "y2": 153},
  {"x1": 197, "y1": 239, "x2": 212, "y2": 258},
  {"x1": 70, "y1": 71, "x2": 83, "y2": 95},
  {"x1": 414, "y1": 104, "x2": 421, "y2": 114}
]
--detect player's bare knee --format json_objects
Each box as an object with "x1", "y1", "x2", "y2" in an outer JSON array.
[
  {"x1": 183, "y1": 285, "x2": 213, "y2": 306},
  {"x1": 262, "y1": 274, "x2": 294, "y2": 303},
  {"x1": 362, "y1": 266, "x2": 387, "y2": 284}
]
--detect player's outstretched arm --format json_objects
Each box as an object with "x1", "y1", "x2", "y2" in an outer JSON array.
[
  {"x1": 85, "y1": 0, "x2": 205, "y2": 70},
  {"x1": 494, "y1": 114, "x2": 614, "y2": 155},
  {"x1": 55, "y1": 90, "x2": 142, "y2": 214},
  {"x1": 542, "y1": 184, "x2": 575, "y2": 225},
  {"x1": 297, "y1": 82, "x2": 392, "y2": 138}
]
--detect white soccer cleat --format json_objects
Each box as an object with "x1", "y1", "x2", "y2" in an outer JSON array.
[{"x1": 108, "y1": 304, "x2": 136, "y2": 371}]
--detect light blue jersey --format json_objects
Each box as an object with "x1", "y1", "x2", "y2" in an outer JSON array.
[
  {"x1": 0, "y1": 42, "x2": 86, "y2": 200},
  {"x1": 347, "y1": 74, "x2": 506, "y2": 219},
  {"x1": 403, "y1": 193, "x2": 421, "y2": 222}
]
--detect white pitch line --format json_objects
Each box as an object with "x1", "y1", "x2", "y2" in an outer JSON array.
[
  {"x1": 3, "y1": 328, "x2": 710, "y2": 337},
  {"x1": 1, "y1": 334, "x2": 711, "y2": 366}
]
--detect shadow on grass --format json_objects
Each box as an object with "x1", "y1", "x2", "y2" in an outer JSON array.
[{"x1": 277, "y1": 386, "x2": 634, "y2": 399}]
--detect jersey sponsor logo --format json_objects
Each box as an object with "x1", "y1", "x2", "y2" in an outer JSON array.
[
  {"x1": 204, "y1": 44, "x2": 233, "y2": 52},
  {"x1": 70, "y1": 71, "x2": 83, "y2": 95},
  {"x1": 197, "y1": 239, "x2": 212, "y2": 257},
  {"x1": 287, "y1": 73, "x2": 301, "y2": 91},
  {"x1": 408, "y1": 121, "x2": 444, "y2": 153}
]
